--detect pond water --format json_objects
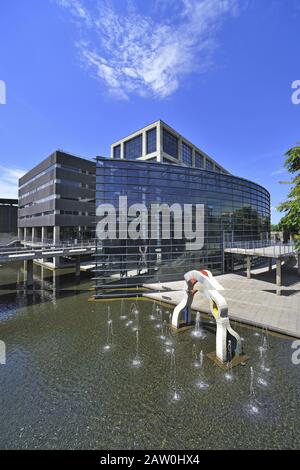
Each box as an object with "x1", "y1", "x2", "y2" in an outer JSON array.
[{"x1": 0, "y1": 263, "x2": 299, "y2": 449}]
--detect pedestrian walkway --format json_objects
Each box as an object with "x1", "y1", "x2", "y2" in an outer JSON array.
[{"x1": 143, "y1": 264, "x2": 300, "y2": 338}]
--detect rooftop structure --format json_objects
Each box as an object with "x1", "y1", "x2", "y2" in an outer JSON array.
[{"x1": 111, "y1": 120, "x2": 229, "y2": 174}]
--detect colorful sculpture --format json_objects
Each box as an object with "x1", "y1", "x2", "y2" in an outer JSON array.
[{"x1": 172, "y1": 269, "x2": 242, "y2": 363}]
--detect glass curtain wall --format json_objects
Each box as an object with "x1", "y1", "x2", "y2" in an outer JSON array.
[{"x1": 94, "y1": 158, "x2": 270, "y2": 298}]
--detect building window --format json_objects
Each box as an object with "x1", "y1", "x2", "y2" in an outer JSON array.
[
  {"x1": 146, "y1": 128, "x2": 157, "y2": 154},
  {"x1": 124, "y1": 134, "x2": 142, "y2": 160},
  {"x1": 206, "y1": 160, "x2": 214, "y2": 171},
  {"x1": 113, "y1": 145, "x2": 121, "y2": 159},
  {"x1": 195, "y1": 151, "x2": 204, "y2": 168},
  {"x1": 163, "y1": 129, "x2": 178, "y2": 159},
  {"x1": 182, "y1": 142, "x2": 192, "y2": 166}
]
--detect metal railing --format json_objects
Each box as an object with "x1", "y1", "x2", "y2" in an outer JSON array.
[
  {"x1": 0, "y1": 238, "x2": 96, "y2": 255},
  {"x1": 224, "y1": 239, "x2": 297, "y2": 257}
]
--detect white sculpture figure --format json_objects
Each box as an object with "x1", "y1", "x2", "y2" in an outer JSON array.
[{"x1": 172, "y1": 269, "x2": 241, "y2": 363}]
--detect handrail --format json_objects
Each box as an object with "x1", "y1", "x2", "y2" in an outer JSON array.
[{"x1": 224, "y1": 239, "x2": 297, "y2": 257}]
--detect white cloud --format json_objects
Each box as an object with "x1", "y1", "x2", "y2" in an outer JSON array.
[
  {"x1": 271, "y1": 169, "x2": 286, "y2": 176},
  {"x1": 0, "y1": 166, "x2": 26, "y2": 199},
  {"x1": 58, "y1": 0, "x2": 238, "y2": 99}
]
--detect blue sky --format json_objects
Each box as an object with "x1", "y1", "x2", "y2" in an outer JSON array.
[{"x1": 0, "y1": 0, "x2": 299, "y2": 223}]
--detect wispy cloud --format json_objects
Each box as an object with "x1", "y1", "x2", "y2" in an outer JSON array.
[
  {"x1": 271, "y1": 168, "x2": 286, "y2": 176},
  {"x1": 0, "y1": 166, "x2": 26, "y2": 199},
  {"x1": 58, "y1": 0, "x2": 239, "y2": 99}
]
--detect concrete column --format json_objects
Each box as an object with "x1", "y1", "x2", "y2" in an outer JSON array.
[
  {"x1": 276, "y1": 259, "x2": 282, "y2": 296},
  {"x1": 53, "y1": 226, "x2": 60, "y2": 245},
  {"x1": 25, "y1": 259, "x2": 33, "y2": 288},
  {"x1": 75, "y1": 256, "x2": 81, "y2": 277},
  {"x1": 52, "y1": 256, "x2": 60, "y2": 268},
  {"x1": 246, "y1": 256, "x2": 251, "y2": 279},
  {"x1": 18, "y1": 228, "x2": 21, "y2": 241},
  {"x1": 142, "y1": 131, "x2": 147, "y2": 157},
  {"x1": 120, "y1": 142, "x2": 124, "y2": 159},
  {"x1": 192, "y1": 148, "x2": 195, "y2": 167},
  {"x1": 298, "y1": 253, "x2": 300, "y2": 276},
  {"x1": 41, "y1": 226, "x2": 46, "y2": 244},
  {"x1": 32, "y1": 227, "x2": 36, "y2": 244},
  {"x1": 53, "y1": 226, "x2": 60, "y2": 267},
  {"x1": 157, "y1": 123, "x2": 162, "y2": 162},
  {"x1": 269, "y1": 258, "x2": 273, "y2": 272}
]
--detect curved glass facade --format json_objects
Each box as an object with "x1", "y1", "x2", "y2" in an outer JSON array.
[{"x1": 94, "y1": 158, "x2": 270, "y2": 298}]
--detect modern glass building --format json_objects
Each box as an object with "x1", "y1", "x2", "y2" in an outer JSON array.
[{"x1": 94, "y1": 122, "x2": 270, "y2": 298}]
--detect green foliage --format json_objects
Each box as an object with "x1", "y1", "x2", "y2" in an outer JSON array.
[{"x1": 277, "y1": 145, "x2": 300, "y2": 251}]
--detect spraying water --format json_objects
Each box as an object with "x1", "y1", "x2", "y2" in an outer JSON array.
[
  {"x1": 196, "y1": 349, "x2": 209, "y2": 389},
  {"x1": 248, "y1": 366, "x2": 259, "y2": 414},
  {"x1": 192, "y1": 344, "x2": 200, "y2": 368},
  {"x1": 107, "y1": 306, "x2": 111, "y2": 324},
  {"x1": 191, "y1": 311, "x2": 206, "y2": 339},
  {"x1": 170, "y1": 348, "x2": 180, "y2": 401},
  {"x1": 132, "y1": 302, "x2": 139, "y2": 332},
  {"x1": 104, "y1": 307, "x2": 113, "y2": 351},
  {"x1": 259, "y1": 347, "x2": 271, "y2": 373},
  {"x1": 120, "y1": 299, "x2": 127, "y2": 320},
  {"x1": 160, "y1": 320, "x2": 167, "y2": 340},
  {"x1": 224, "y1": 340, "x2": 233, "y2": 381},
  {"x1": 259, "y1": 328, "x2": 268, "y2": 353},
  {"x1": 125, "y1": 303, "x2": 135, "y2": 327},
  {"x1": 132, "y1": 330, "x2": 142, "y2": 367},
  {"x1": 155, "y1": 305, "x2": 163, "y2": 329},
  {"x1": 150, "y1": 302, "x2": 156, "y2": 321}
]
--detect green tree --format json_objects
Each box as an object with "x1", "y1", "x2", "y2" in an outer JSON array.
[{"x1": 277, "y1": 145, "x2": 300, "y2": 250}]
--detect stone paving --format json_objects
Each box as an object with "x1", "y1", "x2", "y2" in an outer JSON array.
[{"x1": 143, "y1": 263, "x2": 300, "y2": 338}]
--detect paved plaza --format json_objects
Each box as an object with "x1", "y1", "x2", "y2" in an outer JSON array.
[{"x1": 143, "y1": 262, "x2": 300, "y2": 338}]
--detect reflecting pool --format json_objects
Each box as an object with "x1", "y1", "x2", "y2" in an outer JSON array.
[{"x1": 0, "y1": 263, "x2": 299, "y2": 449}]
